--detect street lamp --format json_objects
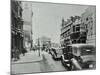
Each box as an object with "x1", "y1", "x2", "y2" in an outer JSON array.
[{"x1": 37, "y1": 38, "x2": 40, "y2": 56}]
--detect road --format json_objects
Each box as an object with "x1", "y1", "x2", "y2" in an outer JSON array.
[{"x1": 11, "y1": 51, "x2": 67, "y2": 74}]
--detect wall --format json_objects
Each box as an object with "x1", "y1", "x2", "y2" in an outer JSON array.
[{"x1": 81, "y1": 6, "x2": 96, "y2": 45}]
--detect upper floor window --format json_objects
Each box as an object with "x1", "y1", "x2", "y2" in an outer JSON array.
[
  {"x1": 76, "y1": 25, "x2": 80, "y2": 32},
  {"x1": 73, "y1": 26, "x2": 75, "y2": 32},
  {"x1": 76, "y1": 26, "x2": 80, "y2": 32}
]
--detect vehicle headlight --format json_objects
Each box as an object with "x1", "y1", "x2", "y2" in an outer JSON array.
[
  {"x1": 89, "y1": 64, "x2": 94, "y2": 69},
  {"x1": 67, "y1": 64, "x2": 70, "y2": 66}
]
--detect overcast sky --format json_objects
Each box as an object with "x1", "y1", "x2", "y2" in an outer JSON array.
[{"x1": 32, "y1": 2, "x2": 89, "y2": 44}]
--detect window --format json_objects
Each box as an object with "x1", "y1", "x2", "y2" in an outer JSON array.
[
  {"x1": 72, "y1": 40, "x2": 76, "y2": 44},
  {"x1": 80, "y1": 24, "x2": 85, "y2": 29},
  {"x1": 76, "y1": 25, "x2": 80, "y2": 32},
  {"x1": 73, "y1": 26, "x2": 75, "y2": 32},
  {"x1": 73, "y1": 47, "x2": 77, "y2": 54},
  {"x1": 76, "y1": 26, "x2": 80, "y2": 32},
  {"x1": 81, "y1": 39, "x2": 86, "y2": 43},
  {"x1": 80, "y1": 46, "x2": 95, "y2": 55}
]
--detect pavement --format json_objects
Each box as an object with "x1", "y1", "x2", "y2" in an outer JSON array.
[
  {"x1": 11, "y1": 51, "x2": 66, "y2": 74},
  {"x1": 11, "y1": 51, "x2": 43, "y2": 64}
]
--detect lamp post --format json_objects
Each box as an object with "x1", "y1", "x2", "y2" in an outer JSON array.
[{"x1": 37, "y1": 38, "x2": 40, "y2": 56}]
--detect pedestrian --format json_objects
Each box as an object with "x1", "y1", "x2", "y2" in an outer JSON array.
[
  {"x1": 11, "y1": 48, "x2": 14, "y2": 59},
  {"x1": 13, "y1": 47, "x2": 17, "y2": 61},
  {"x1": 22, "y1": 48, "x2": 27, "y2": 56},
  {"x1": 15, "y1": 48, "x2": 20, "y2": 60}
]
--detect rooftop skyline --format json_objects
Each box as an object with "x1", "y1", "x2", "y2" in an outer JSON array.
[{"x1": 31, "y1": 2, "x2": 89, "y2": 44}]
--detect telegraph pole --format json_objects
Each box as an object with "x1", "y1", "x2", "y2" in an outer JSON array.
[{"x1": 31, "y1": 3, "x2": 33, "y2": 50}]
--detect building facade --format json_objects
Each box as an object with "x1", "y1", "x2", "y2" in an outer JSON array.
[
  {"x1": 81, "y1": 6, "x2": 96, "y2": 45},
  {"x1": 60, "y1": 16, "x2": 87, "y2": 47},
  {"x1": 11, "y1": 0, "x2": 24, "y2": 54},
  {"x1": 21, "y1": 2, "x2": 33, "y2": 51},
  {"x1": 60, "y1": 6, "x2": 96, "y2": 47},
  {"x1": 70, "y1": 16, "x2": 86, "y2": 44},
  {"x1": 60, "y1": 18, "x2": 72, "y2": 47},
  {"x1": 51, "y1": 42, "x2": 60, "y2": 49},
  {"x1": 36, "y1": 36, "x2": 51, "y2": 51}
]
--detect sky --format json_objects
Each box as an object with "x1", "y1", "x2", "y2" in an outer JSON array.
[{"x1": 31, "y1": 2, "x2": 88, "y2": 44}]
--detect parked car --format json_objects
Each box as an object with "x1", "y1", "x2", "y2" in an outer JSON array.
[
  {"x1": 61, "y1": 46, "x2": 73, "y2": 70},
  {"x1": 61, "y1": 44, "x2": 96, "y2": 70},
  {"x1": 49, "y1": 48, "x2": 62, "y2": 60}
]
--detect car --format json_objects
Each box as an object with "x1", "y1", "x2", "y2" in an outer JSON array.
[
  {"x1": 61, "y1": 44, "x2": 96, "y2": 70},
  {"x1": 61, "y1": 46, "x2": 73, "y2": 70},
  {"x1": 49, "y1": 48, "x2": 62, "y2": 60}
]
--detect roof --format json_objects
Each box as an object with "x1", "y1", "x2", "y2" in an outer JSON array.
[{"x1": 67, "y1": 43, "x2": 95, "y2": 48}]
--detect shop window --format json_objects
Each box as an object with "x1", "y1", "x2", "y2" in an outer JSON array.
[{"x1": 81, "y1": 39, "x2": 86, "y2": 43}]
